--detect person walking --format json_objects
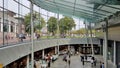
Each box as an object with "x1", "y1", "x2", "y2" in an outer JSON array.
[{"x1": 68, "y1": 55, "x2": 71, "y2": 67}]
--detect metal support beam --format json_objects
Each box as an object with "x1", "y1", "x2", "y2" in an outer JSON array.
[
  {"x1": 57, "y1": 41, "x2": 59, "y2": 55},
  {"x1": 30, "y1": 1, "x2": 34, "y2": 68},
  {"x1": 57, "y1": 12, "x2": 59, "y2": 38},
  {"x1": 47, "y1": 11, "x2": 49, "y2": 38},
  {"x1": 89, "y1": 23, "x2": 94, "y2": 56}
]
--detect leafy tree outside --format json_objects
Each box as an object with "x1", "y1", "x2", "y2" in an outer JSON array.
[
  {"x1": 47, "y1": 17, "x2": 57, "y2": 36},
  {"x1": 24, "y1": 12, "x2": 46, "y2": 34},
  {"x1": 59, "y1": 16, "x2": 76, "y2": 36}
]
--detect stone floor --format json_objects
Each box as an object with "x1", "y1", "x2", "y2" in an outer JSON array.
[{"x1": 50, "y1": 55, "x2": 101, "y2": 68}]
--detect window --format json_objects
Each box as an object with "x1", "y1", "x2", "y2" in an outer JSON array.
[
  {"x1": 11, "y1": 25, "x2": 13, "y2": 32},
  {"x1": 11, "y1": 21, "x2": 14, "y2": 32}
]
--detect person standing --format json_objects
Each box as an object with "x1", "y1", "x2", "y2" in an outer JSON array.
[
  {"x1": 82, "y1": 56, "x2": 84, "y2": 66},
  {"x1": 47, "y1": 54, "x2": 51, "y2": 68}
]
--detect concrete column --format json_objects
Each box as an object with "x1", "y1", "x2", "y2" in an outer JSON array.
[
  {"x1": 57, "y1": 45, "x2": 59, "y2": 55},
  {"x1": 42, "y1": 49, "x2": 45, "y2": 59},
  {"x1": 68, "y1": 45, "x2": 70, "y2": 51},
  {"x1": 8, "y1": 22, "x2": 11, "y2": 32},
  {"x1": 14, "y1": 24, "x2": 17, "y2": 33},
  {"x1": 55, "y1": 46, "x2": 57, "y2": 54},
  {"x1": 27, "y1": 55, "x2": 29, "y2": 68},
  {"x1": 1, "y1": 23, "x2": 3, "y2": 32},
  {"x1": 113, "y1": 40, "x2": 116, "y2": 66}
]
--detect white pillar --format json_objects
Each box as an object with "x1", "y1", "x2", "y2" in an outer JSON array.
[
  {"x1": 15, "y1": 24, "x2": 17, "y2": 33},
  {"x1": 8, "y1": 22, "x2": 11, "y2": 32},
  {"x1": 42, "y1": 49, "x2": 44, "y2": 59},
  {"x1": 27, "y1": 55, "x2": 29, "y2": 68},
  {"x1": 57, "y1": 45, "x2": 59, "y2": 55},
  {"x1": 113, "y1": 40, "x2": 116, "y2": 66},
  {"x1": 68, "y1": 45, "x2": 70, "y2": 51},
  {"x1": 1, "y1": 23, "x2": 3, "y2": 32},
  {"x1": 55, "y1": 46, "x2": 57, "y2": 54}
]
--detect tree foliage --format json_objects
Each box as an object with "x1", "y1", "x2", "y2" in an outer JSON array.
[
  {"x1": 59, "y1": 16, "x2": 76, "y2": 35},
  {"x1": 47, "y1": 17, "x2": 57, "y2": 36},
  {"x1": 24, "y1": 12, "x2": 46, "y2": 34}
]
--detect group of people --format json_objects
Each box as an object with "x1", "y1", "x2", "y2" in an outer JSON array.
[
  {"x1": 80, "y1": 54, "x2": 105, "y2": 68},
  {"x1": 91, "y1": 56, "x2": 97, "y2": 67}
]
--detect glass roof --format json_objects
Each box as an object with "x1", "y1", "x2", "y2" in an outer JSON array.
[{"x1": 30, "y1": 0, "x2": 120, "y2": 23}]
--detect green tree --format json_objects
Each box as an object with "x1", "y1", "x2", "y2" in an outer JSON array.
[
  {"x1": 76, "y1": 28, "x2": 86, "y2": 35},
  {"x1": 59, "y1": 16, "x2": 76, "y2": 35},
  {"x1": 47, "y1": 17, "x2": 57, "y2": 36},
  {"x1": 24, "y1": 12, "x2": 46, "y2": 34}
]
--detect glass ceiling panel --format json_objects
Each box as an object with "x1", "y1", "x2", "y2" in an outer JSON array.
[{"x1": 31, "y1": 0, "x2": 120, "y2": 23}]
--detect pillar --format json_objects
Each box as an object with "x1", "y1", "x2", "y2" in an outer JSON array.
[
  {"x1": 1, "y1": 23, "x2": 3, "y2": 32},
  {"x1": 14, "y1": 24, "x2": 17, "y2": 33},
  {"x1": 8, "y1": 22, "x2": 11, "y2": 32},
  {"x1": 113, "y1": 40, "x2": 116, "y2": 66},
  {"x1": 27, "y1": 55, "x2": 29, "y2": 68},
  {"x1": 57, "y1": 45, "x2": 59, "y2": 55},
  {"x1": 55, "y1": 46, "x2": 57, "y2": 54},
  {"x1": 68, "y1": 45, "x2": 70, "y2": 51},
  {"x1": 42, "y1": 49, "x2": 45, "y2": 59}
]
